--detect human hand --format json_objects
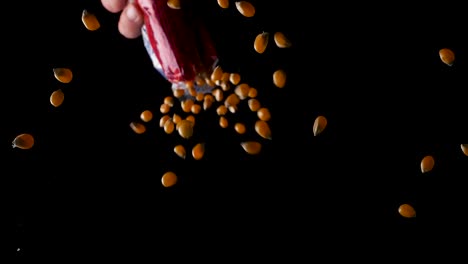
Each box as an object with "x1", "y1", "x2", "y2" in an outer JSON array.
[{"x1": 101, "y1": 0, "x2": 144, "y2": 39}]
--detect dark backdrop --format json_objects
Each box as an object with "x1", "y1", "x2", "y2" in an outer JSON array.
[{"x1": 5, "y1": 0, "x2": 468, "y2": 260}]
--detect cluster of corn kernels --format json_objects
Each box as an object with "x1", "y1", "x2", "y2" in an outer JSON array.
[{"x1": 10, "y1": 1, "x2": 467, "y2": 219}]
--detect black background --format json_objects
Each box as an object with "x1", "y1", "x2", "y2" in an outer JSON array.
[{"x1": 5, "y1": 0, "x2": 468, "y2": 260}]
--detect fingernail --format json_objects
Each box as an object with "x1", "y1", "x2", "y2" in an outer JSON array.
[{"x1": 126, "y1": 4, "x2": 139, "y2": 21}]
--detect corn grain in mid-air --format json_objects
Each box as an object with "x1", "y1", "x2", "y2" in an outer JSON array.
[
  {"x1": 217, "y1": 0, "x2": 230, "y2": 9},
  {"x1": 211, "y1": 65, "x2": 224, "y2": 82},
  {"x1": 140, "y1": 110, "x2": 153, "y2": 122},
  {"x1": 313, "y1": 115, "x2": 327, "y2": 136},
  {"x1": 229, "y1": 73, "x2": 241, "y2": 85},
  {"x1": 235, "y1": 1, "x2": 255, "y2": 17},
  {"x1": 255, "y1": 120, "x2": 272, "y2": 140},
  {"x1": 192, "y1": 143, "x2": 205, "y2": 160},
  {"x1": 167, "y1": 0, "x2": 181, "y2": 9},
  {"x1": 160, "y1": 103, "x2": 171, "y2": 114},
  {"x1": 248, "y1": 99, "x2": 261, "y2": 112},
  {"x1": 219, "y1": 116, "x2": 229, "y2": 128},
  {"x1": 439, "y1": 48, "x2": 455, "y2": 66},
  {"x1": 164, "y1": 119, "x2": 175, "y2": 134},
  {"x1": 274, "y1": 32, "x2": 292, "y2": 48},
  {"x1": 53, "y1": 68, "x2": 73, "y2": 83},
  {"x1": 161, "y1": 171, "x2": 178, "y2": 187},
  {"x1": 234, "y1": 123, "x2": 246, "y2": 134},
  {"x1": 273, "y1": 69, "x2": 287, "y2": 88},
  {"x1": 185, "y1": 115, "x2": 195, "y2": 125},
  {"x1": 177, "y1": 120, "x2": 194, "y2": 139},
  {"x1": 247, "y1": 87, "x2": 257, "y2": 98},
  {"x1": 257, "y1": 107, "x2": 271, "y2": 121},
  {"x1": 241, "y1": 141, "x2": 262, "y2": 155},
  {"x1": 12, "y1": 133, "x2": 35, "y2": 150},
  {"x1": 81, "y1": 9, "x2": 100, "y2": 31},
  {"x1": 462, "y1": 144, "x2": 468, "y2": 156},
  {"x1": 159, "y1": 115, "x2": 170, "y2": 128},
  {"x1": 174, "y1": 145, "x2": 186, "y2": 159},
  {"x1": 398, "y1": 203, "x2": 416, "y2": 218},
  {"x1": 130, "y1": 122, "x2": 146, "y2": 134},
  {"x1": 164, "y1": 96, "x2": 175, "y2": 107},
  {"x1": 191, "y1": 104, "x2": 202, "y2": 114},
  {"x1": 254, "y1": 32, "x2": 269, "y2": 54},
  {"x1": 234, "y1": 83, "x2": 250, "y2": 99},
  {"x1": 50, "y1": 89, "x2": 65, "y2": 107},
  {"x1": 420, "y1": 155, "x2": 435, "y2": 173}
]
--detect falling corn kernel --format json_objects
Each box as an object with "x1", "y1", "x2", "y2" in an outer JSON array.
[
  {"x1": 313, "y1": 115, "x2": 327, "y2": 136},
  {"x1": 254, "y1": 32, "x2": 269, "y2": 54},
  {"x1": 173, "y1": 89, "x2": 185, "y2": 98},
  {"x1": 211, "y1": 65, "x2": 224, "y2": 82},
  {"x1": 53, "y1": 68, "x2": 73, "y2": 84},
  {"x1": 177, "y1": 120, "x2": 194, "y2": 139},
  {"x1": 174, "y1": 145, "x2": 186, "y2": 159},
  {"x1": 192, "y1": 143, "x2": 205, "y2": 160},
  {"x1": 161, "y1": 171, "x2": 178, "y2": 187},
  {"x1": 12, "y1": 133, "x2": 35, "y2": 150},
  {"x1": 181, "y1": 99, "x2": 194, "y2": 113},
  {"x1": 228, "y1": 105, "x2": 237, "y2": 114},
  {"x1": 273, "y1": 69, "x2": 287, "y2": 88},
  {"x1": 224, "y1": 93, "x2": 240, "y2": 108},
  {"x1": 235, "y1": 1, "x2": 255, "y2": 17},
  {"x1": 81, "y1": 9, "x2": 100, "y2": 31},
  {"x1": 167, "y1": 0, "x2": 181, "y2": 9},
  {"x1": 221, "y1": 72, "x2": 230, "y2": 83},
  {"x1": 140, "y1": 110, "x2": 153, "y2": 122},
  {"x1": 257, "y1": 107, "x2": 271, "y2": 121},
  {"x1": 219, "y1": 116, "x2": 229, "y2": 128},
  {"x1": 241, "y1": 141, "x2": 261, "y2": 155},
  {"x1": 255, "y1": 120, "x2": 272, "y2": 140},
  {"x1": 185, "y1": 80, "x2": 195, "y2": 90},
  {"x1": 234, "y1": 123, "x2": 246, "y2": 134},
  {"x1": 188, "y1": 87, "x2": 197, "y2": 97},
  {"x1": 203, "y1": 98, "x2": 213, "y2": 110},
  {"x1": 164, "y1": 96, "x2": 175, "y2": 107},
  {"x1": 164, "y1": 119, "x2": 175, "y2": 134},
  {"x1": 421, "y1": 155, "x2": 435, "y2": 173},
  {"x1": 205, "y1": 78, "x2": 216, "y2": 88},
  {"x1": 439, "y1": 48, "x2": 455, "y2": 66},
  {"x1": 217, "y1": 105, "x2": 228, "y2": 115},
  {"x1": 50, "y1": 89, "x2": 65, "y2": 107},
  {"x1": 195, "y1": 92, "x2": 204, "y2": 102},
  {"x1": 188, "y1": 88, "x2": 196, "y2": 97},
  {"x1": 130, "y1": 122, "x2": 146, "y2": 134},
  {"x1": 248, "y1": 99, "x2": 261, "y2": 112},
  {"x1": 274, "y1": 32, "x2": 292, "y2": 48},
  {"x1": 217, "y1": 0, "x2": 229, "y2": 9},
  {"x1": 220, "y1": 81, "x2": 231, "y2": 91},
  {"x1": 159, "y1": 115, "x2": 170, "y2": 127},
  {"x1": 461, "y1": 144, "x2": 468, "y2": 156},
  {"x1": 229, "y1": 73, "x2": 241, "y2": 85},
  {"x1": 186, "y1": 115, "x2": 195, "y2": 124},
  {"x1": 248, "y1": 87, "x2": 257, "y2": 98},
  {"x1": 398, "y1": 203, "x2": 416, "y2": 218},
  {"x1": 204, "y1": 94, "x2": 214, "y2": 103},
  {"x1": 195, "y1": 76, "x2": 205, "y2": 86},
  {"x1": 212, "y1": 88, "x2": 223, "y2": 102},
  {"x1": 235, "y1": 83, "x2": 250, "y2": 99},
  {"x1": 172, "y1": 113, "x2": 182, "y2": 125},
  {"x1": 191, "y1": 104, "x2": 202, "y2": 114},
  {"x1": 160, "y1": 103, "x2": 171, "y2": 114}
]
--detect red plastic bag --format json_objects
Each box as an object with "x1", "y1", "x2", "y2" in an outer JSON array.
[{"x1": 137, "y1": 0, "x2": 219, "y2": 94}]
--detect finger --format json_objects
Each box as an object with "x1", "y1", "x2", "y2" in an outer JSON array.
[
  {"x1": 118, "y1": 3, "x2": 144, "y2": 39},
  {"x1": 101, "y1": 0, "x2": 128, "y2": 13}
]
